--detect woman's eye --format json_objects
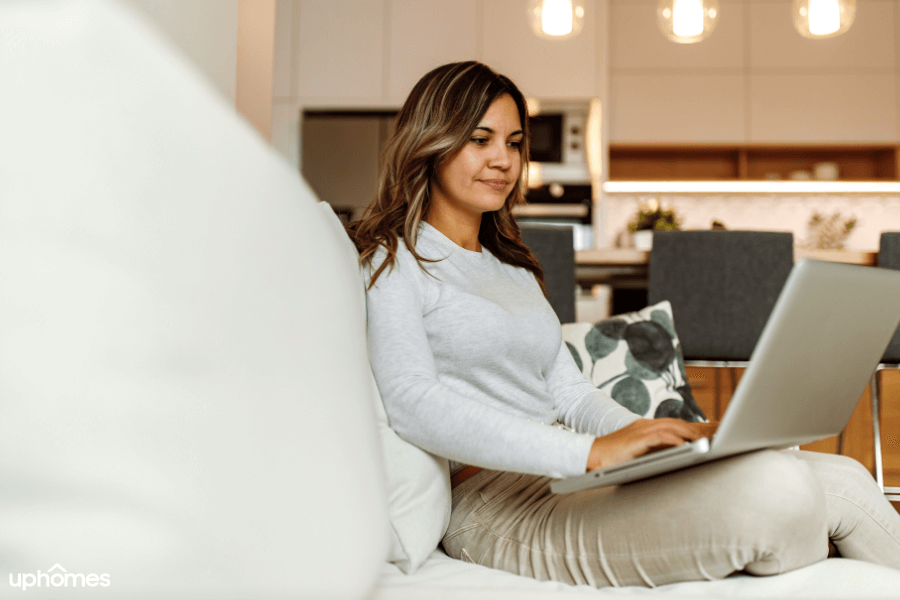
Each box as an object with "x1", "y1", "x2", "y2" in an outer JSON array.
[
  {"x1": 471, "y1": 137, "x2": 489, "y2": 145},
  {"x1": 508, "y1": 140, "x2": 523, "y2": 149}
]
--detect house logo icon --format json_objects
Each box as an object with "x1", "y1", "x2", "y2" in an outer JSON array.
[{"x1": 8, "y1": 564, "x2": 111, "y2": 590}]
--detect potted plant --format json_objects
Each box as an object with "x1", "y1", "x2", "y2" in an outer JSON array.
[{"x1": 628, "y1": 200, "x2": 681, "y2": 249}]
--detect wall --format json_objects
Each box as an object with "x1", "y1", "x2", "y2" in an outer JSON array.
[
  {"x1": 236, "y1": 0, "x2": 277, "y2": 140},
  {"x1": 605, "y1": 193, "x2": 900, "y2": 251}
]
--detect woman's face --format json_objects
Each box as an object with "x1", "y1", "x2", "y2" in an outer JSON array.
[{"x1": 430, "y1": 94, "x2": 524, "y2": 222}]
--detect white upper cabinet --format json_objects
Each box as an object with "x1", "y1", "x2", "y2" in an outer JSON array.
[
  {"x1": 607, "y1": 0, "x2": 900, "y2": 144},
  {"x1": 748, "y1": 1, "x2": 895, "y2": 69},
  {"x1": 749, "y1": 73, "x2": 898, "y2": 143},
  {"x1": 388, "y1": 0, "x2": 481, "y2": 104},
  {"x1": 291, "y1": 0, "x2": 601, "y2": 106},
  {"x1": 610, "y1": 74, "x2": 746, "y2": 143},
  {"x1": 286, "y1": 0, "x2": 900, "y2": 143},
  {"x1": 482, "y1": 0, "x2": 599, "y2": 100},
  {"x1": 608, "y1": 0, "x2": 746, "y2": 143},
  {"x1": 295, "y1": 0, "x2": 386, "y2": 104},
  {"x1": 609, "y1": 0, "x2": 744, "y2": 70},
  {"x1": 746, "y1": 0, "x2": 898, "y2": 143}
]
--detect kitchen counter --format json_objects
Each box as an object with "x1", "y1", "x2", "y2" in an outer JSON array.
[
  {"x1": 575, "y1": 248, "x2": 877, "y2": 289},
  {"x1": 576, "y1": 248, "x2": 877, "y2": 267}
]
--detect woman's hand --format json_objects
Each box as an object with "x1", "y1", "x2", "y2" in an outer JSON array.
[{"x1": 586, "y1": 419, "x2": 718, "y2": 472}]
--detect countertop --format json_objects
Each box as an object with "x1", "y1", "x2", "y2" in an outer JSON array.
[{"x1": 576, "y1": 248, "x2": 877, "y2": 267}]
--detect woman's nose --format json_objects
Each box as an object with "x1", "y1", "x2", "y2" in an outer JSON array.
[{"x1": 487, "y1": 141, "x2": 513, "y2": 169}]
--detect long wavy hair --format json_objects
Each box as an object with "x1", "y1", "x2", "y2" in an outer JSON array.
[{"x1": 345, "y1": 61, "x2": 545, "y2": 292}]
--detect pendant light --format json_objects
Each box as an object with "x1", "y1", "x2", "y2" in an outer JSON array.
[
  {"x1": 528, "y1": 0, "x2": 585, "y2": 40},
  {"x1": 793, "y1": 0, "x2": 856, "y2": 39},
  {"x1": 657, "y1": 0, "x2": 719, "y2": 44}
]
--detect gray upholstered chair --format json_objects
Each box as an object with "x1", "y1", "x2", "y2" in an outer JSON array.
[
  {"x1": 647, "y1": 230, "x2": 795, "y2": 419},
  {"x1": 519, "y1": 224, "x2": 576, "y2": 324},
  {"x1": 873, "y1": 232, "x2": 900, "y2": 501}
]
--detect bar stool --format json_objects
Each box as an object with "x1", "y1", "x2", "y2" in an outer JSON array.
[
  {"x1": 873, "y1": 232, "x2": 900, "y2": 501},
  {"x1": 519, "y1": 224, "x2": 576, "y2": 324},
  {"x1": 648, "y1": 231, "x2": 794, "y2": 420}
]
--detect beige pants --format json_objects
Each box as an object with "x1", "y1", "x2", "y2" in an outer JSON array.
[{"x1": 442, "y1": 450, "x2": 900, "y2": 588}]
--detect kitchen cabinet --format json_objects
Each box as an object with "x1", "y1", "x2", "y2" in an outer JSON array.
[
  {"x1": 290, "y1": 0, "x2": 601, "y2": 106},
  {"x1": 301, "y1": 111, "x2": 396, "y2": 218},
  {"x1": 295, "y1": 1, "x2": 386, "y2": 103},
  {"x1": 686, "y1": 366, "x2": 900, "y2": 489},
  {"x1": 609, "y1": 145, "x2": 900, "y2": 181},
  {"x1": 387, "y1": 0, "x2": 481, "y2": 104},
  {"x1": 482, "y1": 0, "x2": 600, "y2": 99}
]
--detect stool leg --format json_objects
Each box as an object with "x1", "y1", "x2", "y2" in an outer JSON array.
[
  {"x1": 872, "y1": 370, "x2": 885, "y2": 492},
  {"x1": 714, "y1": 368, "x2": 722, "y2": 422}
]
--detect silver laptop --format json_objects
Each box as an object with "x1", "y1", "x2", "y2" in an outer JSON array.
[{"x1": 551, "y1": 258, "x2": 900, "y2": 494}]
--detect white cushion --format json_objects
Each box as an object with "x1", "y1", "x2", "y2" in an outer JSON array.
[
  {"x1": 377, "y1": 550, "x2": 900, "y2": 599},
  {"x1": 0, "y1": 2, "x2": 387, "y2": 598},
  {"x1": 318, "y1": 203, "x2": 452, "y2": 574},
  {"x1": 562, "y1": 301, "x2": 706, "y2": 421}
]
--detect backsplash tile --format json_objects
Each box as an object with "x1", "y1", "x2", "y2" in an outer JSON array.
[{"x1": 603, "y1": 194, "x2": 900, "y2": 250}]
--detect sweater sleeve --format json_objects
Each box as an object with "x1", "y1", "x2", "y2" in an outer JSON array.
[
  {"x1": 365, "y1": 250, "x2": 595, "y2": 479},
  {"x1": 546, "y1": 340, "x2": 643, "y2": 436}
]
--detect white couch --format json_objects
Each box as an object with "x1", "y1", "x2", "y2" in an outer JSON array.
[{"x1": 2, "y1": 1, "x2": 899, "y2": 598}]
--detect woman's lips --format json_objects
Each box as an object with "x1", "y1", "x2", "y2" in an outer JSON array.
[{"x1": 481, "y1": 179, "x2": 508, "y2": 190}]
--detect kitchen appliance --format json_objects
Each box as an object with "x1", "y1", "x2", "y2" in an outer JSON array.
[{"x1": 527, "y1": 101, "x2": 591, "y2": 184}]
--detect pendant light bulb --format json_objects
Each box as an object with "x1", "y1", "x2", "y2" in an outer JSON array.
[
  {"x1": 529, "y1": 0, "x2": 585, "y2": 40},
  {"x1": 792, "y1": 0, "x2": 856, "y2": 39},
  {"x1": 657, "y1": 0, "x2": 719, "y2": 44}
]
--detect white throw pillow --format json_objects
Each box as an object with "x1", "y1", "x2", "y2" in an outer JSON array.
[
  {"x1": 562, "y1": 301, "x2": 706, "y2": 422},
  {"x1": 318, "y1": 203, "x2": 452, "y2": 574},
  {"x1": 0, "y1": 2, "x2": 387, "y2": 599}
]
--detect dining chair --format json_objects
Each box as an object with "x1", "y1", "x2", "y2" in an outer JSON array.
[
  {"x1": 520, "y1": 223, "x2": 576, "y2": 325},
  {"x1": 647, "y1": 230, "x2": 795, "y2": 420},
  {"x1": 873, "y1": 232, "x2": 900, "y2": 501}
]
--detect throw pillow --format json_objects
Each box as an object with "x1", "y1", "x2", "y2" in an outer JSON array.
[
  {"x1": 561, "y1": 301, "x2": 706, "y2": 422},
  {"x1": 318, "y1": 202, "x2": 452, "y2": 574}
]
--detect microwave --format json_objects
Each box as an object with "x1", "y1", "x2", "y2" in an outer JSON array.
[{"x1": 527, "y1": 101, "x2": 590, "y2": 184}]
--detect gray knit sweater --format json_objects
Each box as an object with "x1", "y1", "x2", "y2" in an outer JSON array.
[{"x1": 365, "y1": 222, "x2": 640, "y2": 478}]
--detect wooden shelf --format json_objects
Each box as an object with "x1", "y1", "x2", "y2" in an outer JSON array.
[{"x1": 609, "y1": 144, "x2": 900, "y2": 181}]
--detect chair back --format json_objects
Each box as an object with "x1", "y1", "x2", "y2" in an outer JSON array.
[
  {"x1": 879, "y1": 232, "x2": 900, "y2": 362},
  {"x1": 648, "y1": 230, "x2": 794, "y2": 361},
  {"x1": 520, "y1": 224, "x2": 576, "y2": 324}
]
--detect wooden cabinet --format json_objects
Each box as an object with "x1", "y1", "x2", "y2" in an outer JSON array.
[
  {"x1": 878, "y1": 370, "x2": 900, "y2": 490},
  {"x1": 609, "y1": 145, "x2": 900, "y2": 181},
  {"x1": 685, "y1": 366, "x2": 900, "y2": 488}
]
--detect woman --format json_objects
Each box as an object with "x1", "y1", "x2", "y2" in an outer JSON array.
[{"x1": 348, "y1": 61, "x2": 900, "y2": 588}]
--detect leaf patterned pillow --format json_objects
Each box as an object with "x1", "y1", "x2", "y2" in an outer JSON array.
[{"x1": 562, "y1": 301, "x2": 706, "y2": 422}]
